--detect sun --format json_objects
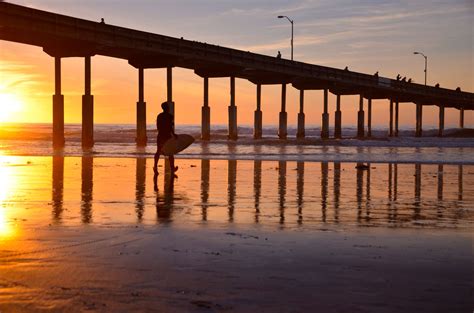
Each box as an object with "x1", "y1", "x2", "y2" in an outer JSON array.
[{"x1": 0, "y1": 93, "x2": 23, "y2": 123}]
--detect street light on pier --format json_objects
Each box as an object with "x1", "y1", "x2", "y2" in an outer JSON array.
[
  {"x1": 413, "y1": 51, "x2": 427, "y2": 85},
  {"x1": 277, "y1": 15, "x2": 294, "y2": 61}
]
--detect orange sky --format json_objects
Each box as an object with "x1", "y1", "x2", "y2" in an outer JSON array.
[{"x1": 0, "y1": 1, "x2": 472, "y2": 128}]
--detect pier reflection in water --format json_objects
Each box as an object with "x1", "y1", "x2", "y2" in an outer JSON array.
[{"x1": 45, "y1": 157, "x2": 474, "y2": 229}]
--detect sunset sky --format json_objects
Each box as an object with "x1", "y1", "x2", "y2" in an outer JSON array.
[{"x1": 0, "y1": 0, "x2": 472, "y2": 127}]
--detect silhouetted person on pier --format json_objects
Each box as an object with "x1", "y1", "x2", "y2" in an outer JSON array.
[
  {"x1": 401, "y1": 77, "x2": 406, "y2": 82},
  {"x1": 435, "y1": 83, "x2": 440, "y2": 88},
  {"x1": 100, "y1": 18, "x2": 105, "y2": 24},
  {"x1": 396, "y1": 74, "x2": 401, "y2": 81},
  {"x1": 344, "y1": 66, "x2": 349, "y2": 71},
  {"x1": 276, "y1": 51, "x2": 281, "y2": 59},
  {"x1": 374, "y1": 71, "x2": 379, "y2": 78},
  {"x1": 407, "y1": 78, "x2": 412, "y2": 83},
  {"x1": 456, "y1": 87, "x2": 461, "y2": 92},
  {"x1": 153, "y1": 102, "x2": 178, "y2": 178}
]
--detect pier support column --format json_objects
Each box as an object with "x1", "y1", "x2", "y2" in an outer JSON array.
[
  {"x1": 53, "y1": 56, "x2": 65, "y2": 148},
  {"x1": 136, "y1": 68, "x2": 147, "y2": 146},
  {"x1": 438, "y1": 105, "x2": 445, "y2": 137},
  {"x1": 389, "y1": 99, "x2": 393, "y2": 137},
  {"x1": 228, "y1": 76, "x2": 238, "y2": 140},
  {"x1": 297, "y1": 89, "x2": 305, "y2": 139},
  {"x1": 334, "y1": 94, "x2": 342, "y2": 139},
  {"x1": 395, "y1": 100, "x2": 399, "y2": 137},
  {"x1": 460, "y1": 108, "x2": 464, "y2": 128},
  {"x1": 167, "y1": 67, "x2": 175, "y2": 119},
  {"x1": 278, "y1": 84, "x2": 287, "y2": 139},
  {"x1": 82, "y1": 56, "x2": 94, "y2": 148},
  {"x1": 415, "y1": 103, "x2": 423, "y2": 137},
  {"x1": 357, "y1": 95, "x2": 365, "y2": 138},
  {"x1": 201, "y1": 77, "x2": 211, "y2": 140},
  {"x1": 254, "y1": 84, "x2": 262, "y2": 139},
  {"x1": 367, "y1": 98, "x2": 372, "y2": 138},
  {"x1": 321, "y1": 89, "x2": 329, "y2": 139}
]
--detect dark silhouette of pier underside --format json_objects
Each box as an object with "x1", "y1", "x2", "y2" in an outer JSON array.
[{"x1": 0, "y1": 2, "x2": 472, "y2": 148}]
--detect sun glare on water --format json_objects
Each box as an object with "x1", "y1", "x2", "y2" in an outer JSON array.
[{"x1": 0, "y1": 93, "x2": 23, "y2": 123}]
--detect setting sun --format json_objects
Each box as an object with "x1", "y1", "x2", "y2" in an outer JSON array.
[{"x1": 0, "y1": 93, "x2": 23, "y2": 122}]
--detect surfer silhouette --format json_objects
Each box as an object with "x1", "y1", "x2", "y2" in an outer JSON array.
[{"x1": 153, "y1": 102, "x2": 178, "y2": 177}]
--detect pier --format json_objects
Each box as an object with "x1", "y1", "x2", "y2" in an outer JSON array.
[{"x1": 0, "y1": 2, "x2": 472, "y2": 148}]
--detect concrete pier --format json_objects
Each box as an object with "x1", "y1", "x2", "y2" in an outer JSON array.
[
  {"x1": 389, "y1": 99, "x2": 394, "y2": 137},
  {"x1": 297, "y1": 89, "x2": 305, "y2": 139},
  {"x1": 334, "y1": 94, "x2": 342, "y2": 139},
  {"x1": 228, "y1": 77, "x2": 238, "y2": 140},
  {"x1": 201, "y1": 77, "x2": 211, "y2": 140},
  {"x1": 416, "y1": 103, "x2": 423, "y2": 137},
  {"x1": 136, "y1": 68, "x2": 147, "y2": 146},
  {"x1": 82, "y1": 56, "x2": 94, "y2": 148},
  {"x1": 321, "y1": 89, "x2": 329, "y2": 139},
  {"x1": 395, "y1": 100, "x2": 399, "y2": 137},
  {"x1": 367, "y1": 98, "x2": 372, "y2": 138},
  {"x1": 52, "y1": 56, "x2": 65, "y2": 148},
  {"x1": 279, "y1": 84, "x2": 287, "y2": 139},
  {"x1": 460, "y1": 108, "x2": 464, "y2": 128},
  {"x1": 167, "y1": 67, "x2": 175, "y2": 118},
  {"x1": 438, "y1": 105, "x2": 445, "y2": 137},
  {"x1": 254, "y1": 84, "x2": 263, "y2": 139},
  {"x1": 357, "y1": 95, "x2": 365, "y2": 138}
]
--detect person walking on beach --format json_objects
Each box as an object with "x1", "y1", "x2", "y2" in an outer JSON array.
[{"x1": 153, "y1": 101, "x2": 178, "y2": 177}]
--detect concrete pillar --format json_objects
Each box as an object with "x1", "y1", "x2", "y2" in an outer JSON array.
[
  {"x1": 460, "y1": 108, "x2": 464, "y2": 128},
  {"x1": 415, "y1": 103, "x2": 423, "y2": 137},
  {"x1": 395, "y1": 100, "x2": 399, "y2": 137},
  {"x1": 228, "y1": 77, "x2": 238, "y2": 140},
  {"x1": 278, "y1": 84, "x2": 287, "y2": 139},
  {"x1": 167, "y1": 67, "x2": 175, "y2": 118},
  {"x1": 357, "y1": 95, "x2": 365, "y2": 138},
  {"x1": 321, "y1": 89, "x2": 329, "y2": 139},
  {"x1": 334, "y1": 94, "x2": 342, "y2": 139},
  {"x1": 201, "y1": 77, "x2": 211, "y2": 140},
  {"x1": 82, "y1": 56, "x2": 94, "y2": 148},
  {"x1": 136, "y1": 68, "x2": 147, "y2": 146},
  {"x1": 254, "y1": 84, "x2": 263, "y2": 139},
  {"x1": 389, "y1": 99, "x2": 393, "y2": 137},
  {"x1": 438, "y1": 105, "x2": 445, "y2": 137},
  {"x1": 367, "y1": 98, "x2": 372, "y2": 138},
  {"x1": 53, "y1": 56, "x2": 65, "y2": 148},
  {"x1": 297, "y1": 89, "x2": 305, "y2": 139}
]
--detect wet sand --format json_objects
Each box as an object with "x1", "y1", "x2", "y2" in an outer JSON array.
[{"x1": 0, "y1": 156, "x2": 472, "y2": 312}]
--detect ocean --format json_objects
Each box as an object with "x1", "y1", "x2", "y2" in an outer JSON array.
[{"x1": 0, "y1": 123, "x2": 473, "y2": 164}]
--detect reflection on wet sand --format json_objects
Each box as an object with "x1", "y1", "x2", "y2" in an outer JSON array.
[
  {"x1": 296, "y1": 161, "x2": 304, "y2": 225},
  {"x1": 155, "y1": 160, "x2": 175, "y2": 223},
  {"x1": 278, "y1": 160, "x2": 286, "y2": 225},
  {"x1": 321, "y1": 162, "x2": 328, "y2": 223},
  {"x1": 52, "y1": 156, "x2": 64, "y2": 223},
  {"x1": 45, "y1": 157, "x2": 474, "y2": 229},
  {"x1": 201, "y1": 159, "x2": 210, "y2": 221},
  {"x1": 414, "y1": 163, "x2": 422, "y2": 221},
  {"x1": 81, "y1": 155, "x2": 93, "y2": 224},
  {"x1": 228, "y1": 160, "x2": 236, "y2": 223},
  {"x1": 333, "y1": 162, "x2": 340, "y2": 223},
  {"x1": 254, "y1": 160, "x2": 261, "y2": 223},
  {"x1": 135, "y1": 157, "x2": 146, "y2": 222}
]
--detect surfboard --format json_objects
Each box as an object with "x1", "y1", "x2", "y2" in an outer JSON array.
[{"x1": 161, "y1": 134, "x2": 195, "y2": 156}]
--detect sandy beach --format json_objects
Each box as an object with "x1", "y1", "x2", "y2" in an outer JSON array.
[{"x1": 0, "y1": 156, "x2": 472, "y2": 312}]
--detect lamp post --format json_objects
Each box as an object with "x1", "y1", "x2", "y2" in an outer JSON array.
[
  {"x1": 278, "y1": 15, "x2": 294, "y2": 61},
  {"x1": 413, "y1": 51, "x2": 427, "y2": 85}
]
